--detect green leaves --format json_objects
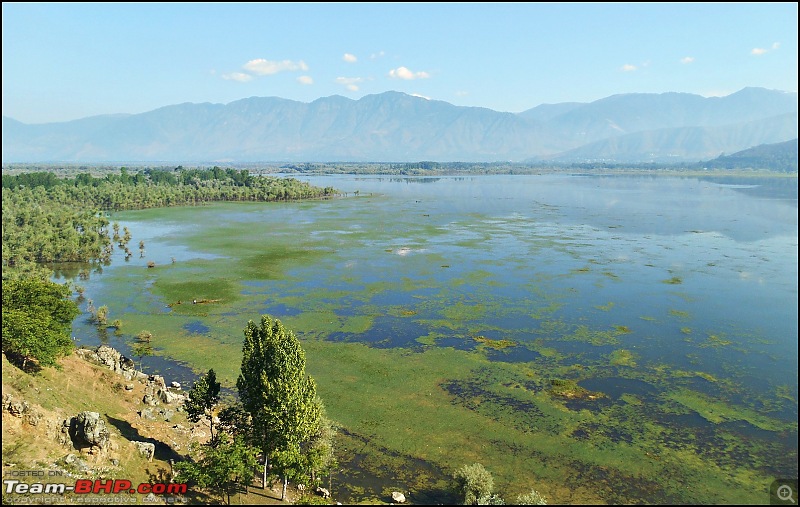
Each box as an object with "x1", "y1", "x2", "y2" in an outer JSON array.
[
  {"x1": 237, "y1": 315, "x2": 322, "y2": 483},
  {"x1": 2, "y1": 277, "x2": 78, "y2": 368},
  {"x1": 184, "y1": 369, "x2": 221, "y2": 441}
]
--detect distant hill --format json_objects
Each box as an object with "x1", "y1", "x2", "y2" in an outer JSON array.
[
  {"x1": 701, "y1": 138, "x2": 798, "y2": 172},
  {"x1": 2, "y1": 87, "x2": 797, "y2": 163}
]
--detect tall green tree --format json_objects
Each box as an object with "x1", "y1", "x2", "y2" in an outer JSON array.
[
  {"x1": 1, "y1": 277, "x2": 79, "y2": 369},
  {"x1": 236, "y1": 316, "x2": 321, "y2": 499},
  {"x1": 184, "y1": 369, "x2": 221, "y2": 443}
]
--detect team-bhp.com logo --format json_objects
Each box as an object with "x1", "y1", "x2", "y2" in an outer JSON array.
[{"x1": 4, "y1": 478, "x2": 187, "y2": 503}]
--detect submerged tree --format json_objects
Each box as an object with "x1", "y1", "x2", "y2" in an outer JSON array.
[{"x1": 236, "y1": 316, "x2": 321, "y2": 500}]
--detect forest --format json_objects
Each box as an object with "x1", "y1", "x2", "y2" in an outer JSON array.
[{"x1": 2, "y1": 167, "x2": 337, "y2": 280}]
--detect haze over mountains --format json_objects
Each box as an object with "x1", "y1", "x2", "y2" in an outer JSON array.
[{"x1": 2, "y1": 87, "x2": 797, "y2": 164}]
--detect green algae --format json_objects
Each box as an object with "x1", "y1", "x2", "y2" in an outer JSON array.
[
  {"x1": 664, "y1": 389, "x2": 796, "y2": 432},
  {"x1": 474, "y1": 335, "x2": 516, "y2": 349},
  {"x1": 609, "y1": 349, "x2": 637, "y2": 367}
]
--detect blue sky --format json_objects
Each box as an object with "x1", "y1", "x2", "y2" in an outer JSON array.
[{"x1": 2, "y1": 2, "x2": 797, "y2": 124}]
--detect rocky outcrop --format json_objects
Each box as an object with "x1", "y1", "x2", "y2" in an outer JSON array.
[
  {"x1": 68, "y1": 411, "x2": 110, "y2": 454},
  {"x1": 3, "y1": 393, "x2": 41, "y2": 426},
  {"x1": 75, "y1": 345, "x2": 143, "y2": 381},
  {"x1": 392, "y1": 491, "x2": 406, "y2": 503},
  {"x1": 131, "y1": 441, "x2": 155, "y2": 462}
]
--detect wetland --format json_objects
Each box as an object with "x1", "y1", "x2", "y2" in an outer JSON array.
[{"x1": 64, "y1": 173, "x2": 798, "y2": 504}]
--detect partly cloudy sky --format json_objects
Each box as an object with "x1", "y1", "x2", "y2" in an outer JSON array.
[{"x1": 2, "y1": 2, "x2": 796, "y2": 123}]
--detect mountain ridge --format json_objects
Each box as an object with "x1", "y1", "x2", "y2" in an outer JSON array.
[{"x1": 3, "y1": 87, "x2": 797, "y2": 163}]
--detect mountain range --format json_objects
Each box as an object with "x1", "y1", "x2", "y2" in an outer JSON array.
[{"x1": 2, "y1": 87, "x2": 797, "y2": 164}]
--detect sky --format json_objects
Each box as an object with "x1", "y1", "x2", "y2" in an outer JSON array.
[{"x1": 2, "y1": 2, "x2": 797, "y2": 124}]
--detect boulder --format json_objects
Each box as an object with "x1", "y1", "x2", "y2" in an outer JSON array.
[
  {"x1": 392, "y1": 492, "x2": 406, "y2": 504},
  {"x1": 3, "y1": 393, "x2": 29, "y2": 417},
  {"x1": 139, "y1": 408, "x2": 157, "y2": 421},
  {"x1": 96, "y1": 345, "x2": 122, "y2": 372},
  {"x1": 316, "y1": 487, "x2": 331, "y2": 498},
  {"x1": 132, "y1": 441, "x2": 156, "y2": 461},
  {"x1": 69, "y1": 412, "x2": 110, "y2": 451}
]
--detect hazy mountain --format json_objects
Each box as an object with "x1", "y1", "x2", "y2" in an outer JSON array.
[
  {"x1": 2, "y1": 88, "x2": 797, "y2": 163},
  {"x1": 546, "y1": 112, "x2": 798, "y2": 163},
  {"x1": 701, "y1": 138, "x2": 798, "y2": 172}
]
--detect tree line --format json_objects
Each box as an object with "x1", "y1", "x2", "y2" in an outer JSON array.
[{"x1": 2, "y1": 167, "x2": 337, "y2": 279}]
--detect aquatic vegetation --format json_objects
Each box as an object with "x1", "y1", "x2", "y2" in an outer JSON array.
[
  {"x1": 549, "y1": 379, "x2": 606, "y2": 400},
  {"x1": 609, "y1": 349, "x2": 637, "y2": 367},
  {"x1": 72, "y1": 175, "x2": 797, "y2": 505},
  {"x1": 668, "y1": 309, "x2": 691, "y2": 319},
  {"x1": 664, "y1": 389, "x2": 796, "y2": 432},
  {"x1": 474, "y1": 336, "x2": 516, "y2": 349},
  {"x1": 703, "y1": 334, "x2": 733, "y2": 347},
  {"x1": 662, "y1": 276, "x2": 683, "y2": 284}
]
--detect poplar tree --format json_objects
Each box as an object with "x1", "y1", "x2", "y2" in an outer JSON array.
[
  {"x1": 236, "y1": 316, "x2": 321, "y2": 499},
  {"x1": 184, "y1": 369, "x2": 221, "y2": 443}
]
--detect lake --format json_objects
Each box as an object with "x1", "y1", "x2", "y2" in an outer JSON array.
[{"x1": 66, "y1": 173, "x2": 798, "y2": 504}]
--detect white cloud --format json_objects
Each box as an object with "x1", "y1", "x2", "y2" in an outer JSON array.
[
  {"x1": 772, "y1": 42, "x2": 781, "y2": 50},
  {"x1": 335, "y1": 76, "x2": 363, "y2": 92},
  {"x1": 411, "y1": 93, "x2": 430, "y2": 100},
  {"x1": 243, "y1": 58, "x2": 309, "y2": 75},
  {"x1": 343, "y1": 53, "x2": 357, "y2": 63},
  {"x1": 388, "y1": 66, "x2": 430, "y2": 80},
  {"x1": 297, "y1": 75, "x2": 314, "y2": 85},
  {"x1": 370, "y1": 51, "x2": 385, "y2": 59},
  {"x1": 621, "y1": 64, "x2": 637, "y2": 72},
  {"x1": 681, "y1": 56, "x2": 695, "y2": 64},
  {"x1": 751, "y1": 47, "x2": 768, "y2": 55},
  {"x1": 222, "y1": 72, "x2": 253, "y2": 82}
]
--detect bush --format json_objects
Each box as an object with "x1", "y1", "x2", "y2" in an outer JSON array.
[
  {"x1": 516, "y1": 489, "x2": 547, "y2": 505},
  {"x1": 454, "y1": 463, "x2": 494, "y2": 505}
]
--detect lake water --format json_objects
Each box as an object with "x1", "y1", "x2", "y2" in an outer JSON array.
[{"x1": 67, "y1": 173, "x2": 798, "y2": 503}]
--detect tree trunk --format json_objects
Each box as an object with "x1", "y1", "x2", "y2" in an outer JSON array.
[
  {"x1": 262, "y1": 459, "x2": 268, "y2": 490},
  {"x1": 281, "y1": 476, "x2": 287, "y2": 501}
]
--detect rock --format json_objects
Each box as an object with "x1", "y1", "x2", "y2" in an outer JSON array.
[
  {"x1": 139, "y1": 408, "x2": 157, "y2": 421},
  {"x1": 157, "y1": 388, "x2": 182, "y2": 405},
  {"x1": 170, "y1": 381, "x2": 181, "y2": 389},
  {"x1": 392, "y1": 491, "x2": 406, "y2": 503},
  {"x1": 125, "y1": 384, "x2": 134, "y2": 391},
  {"x1": 110, "y1": 458, "x2": 120, "y2": 466},
  {"x1": 142, "y1": 394, "x2": 160, "y2": 406},
  {"x1": 149, "y1": 375, "x2": 166, "y2": 389},
  {"x1": 4, "y1": 393, "x2": 29, "y2": 417},
  {"x1": 25, "y1": 411, "x2": 41, "y2": 426},
  {"x1": 119, "y1": 355, "x2": 136, "y2": 372},
  {"x1": 69, "y1": 412, "x2": 110, "y2": 451},
  {"x1": 96, "y1": 345, "x2": 122, "y2": 372},
  {"x1": 157, "y1": 408, "x2": 175, "y2": 421},
  {"x1": 132, "y1": 441, "x2": 155, "y2": 462},
  {"x1": 316, "y1": 487, "x2": 331, "y2": 498}
]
